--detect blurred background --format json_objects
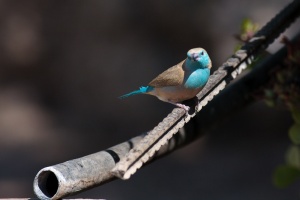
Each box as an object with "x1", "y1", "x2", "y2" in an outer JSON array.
[{"x1": 0, "y1": 0, "x2": 299, "y2": 199}]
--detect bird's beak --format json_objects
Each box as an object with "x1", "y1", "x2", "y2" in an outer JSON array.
[{"x1": 191, "y1": 53, "x2": 199, "y2": 61}]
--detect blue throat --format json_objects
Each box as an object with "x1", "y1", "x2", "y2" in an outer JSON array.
[
  {"x1": 185, "y1": 57, "x2": 210, "y2": 70},
  {"x1": 184, "y1": 58, "x2": 211, "y2": 89}
]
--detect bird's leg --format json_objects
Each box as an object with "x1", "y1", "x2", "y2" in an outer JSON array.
[
  {"x1": 192, "y1": 96, "x2": 199, "y2": 111},
  {"x1": 168, "y1": 102, "x2": 190, "y2": 111}
]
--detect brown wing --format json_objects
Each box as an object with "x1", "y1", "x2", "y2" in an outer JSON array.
[{"x1": 148, "y1": 60, "x2": 186, "y2": 87}]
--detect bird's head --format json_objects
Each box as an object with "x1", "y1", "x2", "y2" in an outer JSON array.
[{"x1": 186, "y1": 48, "x2": 211, "y2": 69}]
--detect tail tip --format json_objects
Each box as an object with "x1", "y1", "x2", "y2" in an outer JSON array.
[{"x1": 118, "y1": 94, "x2": 128, "y2": 99}]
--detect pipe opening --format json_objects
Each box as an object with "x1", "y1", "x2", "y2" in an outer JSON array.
[{"x1": 37, "y1": 170, "x2": 59, "y2": 198}]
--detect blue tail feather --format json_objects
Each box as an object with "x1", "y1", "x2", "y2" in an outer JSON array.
[{"x1": 119, "y1": 86, "x2": 154, "y2": 99}]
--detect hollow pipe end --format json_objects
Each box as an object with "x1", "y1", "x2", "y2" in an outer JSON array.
[{"x1": 33, "y1": 167, "x2": 62, "y2": 200}]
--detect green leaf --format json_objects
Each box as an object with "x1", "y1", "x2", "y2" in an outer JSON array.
[
  {"x1": 289, "y1": 123, "x2": 300, "y2": 144},
  {"x1": 291, "y1": 109, "x2": 300, "y2": 124},
  {"x1": 241, "y1": 18, "x2": 258, "y2": 34},
  {"x1": 273, "y1": 165, "x2": 300, "y2": 188},
  {"x1": 241, "y1": 18, "x2": 252, "y2": 33},
  {"x1": 286, "y1": 145, "x2": 300, "y2": 169}
]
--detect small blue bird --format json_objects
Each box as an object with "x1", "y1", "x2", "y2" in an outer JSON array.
[{"x1": 120, "y1": 48, "x2": 212, "y2": 111}]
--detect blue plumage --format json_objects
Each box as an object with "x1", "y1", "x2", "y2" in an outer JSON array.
[
  {"x1": 184, "y1": 68, "x2": 210, "y2": 89},
  {"x1": 120, "y1": 48, "x2": 212, "y2": 111},
  {"x1": 119, "y1": 86, "x2": 154, "y2": 99}
]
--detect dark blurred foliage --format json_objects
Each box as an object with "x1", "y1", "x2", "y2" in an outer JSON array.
[
  {"x1": 258, "y1": 36, "x2": 300, "y2": 188},
  {"x1": 0, "y1": 0, "x2": 300, "y2": 199}
]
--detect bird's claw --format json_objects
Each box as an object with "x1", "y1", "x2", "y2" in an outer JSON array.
[{"x1": 175, "y1": 103, "x2": 190, "y2": 112}]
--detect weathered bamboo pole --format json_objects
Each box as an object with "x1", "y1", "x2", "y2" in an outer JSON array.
[{"x1": 33, "y1": 135, "x2": 142, "y2": 199}]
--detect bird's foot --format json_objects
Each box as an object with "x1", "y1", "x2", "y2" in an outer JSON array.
[
  {"x1": 167, "y1": 101, "x2": 190, "y2": 112},
  {"x1": 175, "y1": 103, "x2": 190, "y2": 112}
]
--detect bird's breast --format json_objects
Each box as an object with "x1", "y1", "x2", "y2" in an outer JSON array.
[{"x1": 184, "y1": 68, "x2": 210, "y2": 89}]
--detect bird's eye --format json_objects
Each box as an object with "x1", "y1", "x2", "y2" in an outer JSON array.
[{"x1": 200, "y1": 51, "x2": 204, "y2": 56}]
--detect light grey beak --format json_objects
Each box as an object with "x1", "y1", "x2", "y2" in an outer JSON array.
[{"x1": 191, "y1": 53, "x2": 199, "y2": 61}]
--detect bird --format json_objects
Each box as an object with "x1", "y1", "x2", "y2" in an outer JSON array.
[{"x1": 119, "y1": 48, "x2": 212, "y2": 111}]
